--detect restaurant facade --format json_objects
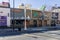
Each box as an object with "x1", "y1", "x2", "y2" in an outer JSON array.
[{"x1": 10, "y1": 8, "x2": 53, "y2": 28}]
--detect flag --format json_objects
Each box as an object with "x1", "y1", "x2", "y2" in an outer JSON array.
[{"x1": 40, "y1": 5, "x2": 46, "y2": 11}]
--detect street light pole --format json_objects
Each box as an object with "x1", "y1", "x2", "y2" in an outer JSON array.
[
  {"x1": 24, "y1": 4, "x2": 32, "y2": 30},
  {"x1": 24, "y1": 5, "x2": 27, "y2": 30}
]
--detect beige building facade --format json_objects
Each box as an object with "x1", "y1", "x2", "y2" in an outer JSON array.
[{"x1": 11, "y1": 7, "x2": 53, "y2": 28}]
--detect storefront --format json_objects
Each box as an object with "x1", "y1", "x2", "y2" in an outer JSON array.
[{"x1": 0, "y1": 7, "x2": 10, "y2": 27}]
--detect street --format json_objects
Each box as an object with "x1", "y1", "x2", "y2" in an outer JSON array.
[
  {"x1": 0, "y1": 28, "x2": 60, "y2": 40},
  {"x1": 0, "y1": 0, "x2": 60, "y2": 40}
]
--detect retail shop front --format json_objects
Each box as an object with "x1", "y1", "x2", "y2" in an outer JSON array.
[
  {"x1": 11, "y1": 19, "x2": 24, "y2": 28},
  {"x1": 0, "y1": 8, "x2": 10, "y2": 28}
]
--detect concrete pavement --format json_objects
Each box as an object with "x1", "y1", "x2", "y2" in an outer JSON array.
[
  {"x1": 0, "y1": 27, "x2": 49, "y2": 37},
  {"x1": 0, "y1": 30, "x2": 60, "y2": 40},
  {"x1": 0, "y1": 26, "x2": 59, "y2": 37},
  {"x1": 0, "y1": 26, "x2": 60, "y2": 40},
  {"x1": 0, "y1": 33, "x2": 59, "y2": 40}
]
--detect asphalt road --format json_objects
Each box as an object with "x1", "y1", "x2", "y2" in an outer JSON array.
[
  {"x1": 0, "y1": 26, "x2": 60, "y2": 40},
  {"x1": 0, "y1": 30, "x2": 60, "y2": 40}
]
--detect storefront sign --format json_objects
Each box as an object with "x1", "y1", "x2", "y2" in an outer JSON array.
[
  {"x1": 33, "y1": 12, "x2": 38, "y2": 17},
  {"x1": 0, "y1": 16, "x2": 7, "y2": 26}
]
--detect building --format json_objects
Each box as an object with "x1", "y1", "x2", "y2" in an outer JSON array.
[
  {"x1": 10, "y1": 7, "x2": 52, "y2": 28},
  {"x1": 52, "y1": 7, "x2": 60, "y2": 25},
  {"x1": 0, "y1": 7, "x2": 10, "y2": 27},
  {"x1": 0, "y1": 2, "x2": 10, "y2": 8},
  {"x1": 0, "y1": 2, "x2": 59, "y2": 29},
  {"x1": 10, "y1": 8, "x2": 25, "y2": 28},
  {"x1": 0, "y1": 2, "x2": 10, "y2": 28}
]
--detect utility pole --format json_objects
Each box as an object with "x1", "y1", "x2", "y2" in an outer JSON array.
[{"x1": 13, "y1": 0, "x2": 15, "y2": 31}]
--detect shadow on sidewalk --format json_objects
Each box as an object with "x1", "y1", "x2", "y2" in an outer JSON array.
[
  {"x1": 0, "y1": 26, "x2": 60, "y2": 37},
  {"x1": 0, "y1": 28, "x2": 47, "y2": 37}
]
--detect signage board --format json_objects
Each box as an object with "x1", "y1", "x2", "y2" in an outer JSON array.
[{"x1": 0, "y1": 16, "x2": 7, "y2": 26}]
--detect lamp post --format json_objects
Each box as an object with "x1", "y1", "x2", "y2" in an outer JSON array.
[
  {"x1": 24, "y1": 4, "x2": 32, "y2": 30},
  {"x1": 24, "y1": 5, "x2": 27, "y2": 30}
]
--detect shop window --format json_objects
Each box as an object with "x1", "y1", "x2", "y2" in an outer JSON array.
[
  {"x1": 33, "y1": 20, "x2": 37, "y2": 27},
  {"x1": 8, "y1": 13, "x2": 9, "y2": 17},
  {"x1": 52, "y1": 12, "x2": 58, "y2": 19}
]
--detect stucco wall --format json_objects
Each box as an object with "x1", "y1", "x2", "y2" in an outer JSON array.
[{"x1": 0, "y1": 7, "x2": 10, "y2": 27}]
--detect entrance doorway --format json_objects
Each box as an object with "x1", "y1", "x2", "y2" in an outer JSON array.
[
  {"x1": 44, "y1": 20, "x2": 47, "y2": 26},
  {"x1": 39, "y1": 20, "x2": 42, "y2": 27},
  {"x1": 11, "y1": 20, "x2": 24, "y2": 28},
  {"x1": 33, "y1": 20, "x2": 37, "y2": 27},
  {"x1": 26, "y1": 20, "x2": 30, "y2": 28},
  {"x1": 51, "y1": 20, "x2": 56, "y2": 26}
]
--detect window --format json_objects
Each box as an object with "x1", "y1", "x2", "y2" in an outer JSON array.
[
  {"x1": 55, "y1": 13, "x2": 58, "y2": 16},
  {"x1": 8, "y1": 13, "x2": 9, "y2": 17},
  {"x1": 52, "y1": 12, "x2": 58, "y2": 19}
]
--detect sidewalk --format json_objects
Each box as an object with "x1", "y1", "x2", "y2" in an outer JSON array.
[
  {"x1": 0, "y1": 26, "x2": 60, "y2": 37},
  {"x1": 0, "y1": 27, "x2": 48, "y2": 37}
]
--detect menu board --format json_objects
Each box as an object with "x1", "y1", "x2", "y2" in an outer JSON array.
[{"x1": 0, "y1": 16, "x2": 7, "y2": 26}]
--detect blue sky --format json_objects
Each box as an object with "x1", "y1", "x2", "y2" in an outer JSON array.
[{"x1": 0, "y1": 0, "x2": 60, "y2": 10}]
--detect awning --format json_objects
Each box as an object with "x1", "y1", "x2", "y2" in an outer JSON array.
[{"x1": 11, "y1": 16, "x2": 31, "y2": 20}]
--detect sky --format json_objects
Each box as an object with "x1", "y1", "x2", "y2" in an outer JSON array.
[{"x1": 0, "y1": 0, "x2": 60, "y2": 10}]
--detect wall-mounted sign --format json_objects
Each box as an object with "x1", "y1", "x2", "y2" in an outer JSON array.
[
  {"x1": 33, "y1": 12, "x2": 38, "y2": 17},
  {"x1": 12, "y1": 9, "x2": 22, "y2": 13},
  {"x1": 0, "y1": 16, "x2": 7, "y2": 26}
]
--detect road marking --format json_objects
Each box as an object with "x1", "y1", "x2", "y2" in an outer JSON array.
[
  {"x1": 24, "y1": 34, "x2": 60, "y2": 40},
  {"x1": 0, "y1": 34, "x2": 59, "y2": 40}
]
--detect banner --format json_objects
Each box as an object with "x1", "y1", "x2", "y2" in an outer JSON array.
[{"x1": 40, "y1": 5, "x2": 46, "y2": 11}]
